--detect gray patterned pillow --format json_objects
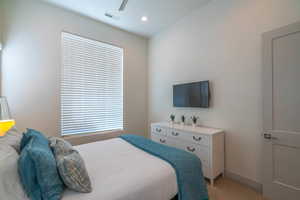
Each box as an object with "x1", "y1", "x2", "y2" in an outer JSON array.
[{"x1": 49, "y1": 137, "x2": 92, "y2": 193}]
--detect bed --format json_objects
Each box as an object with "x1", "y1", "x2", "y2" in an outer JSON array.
[
  {"x1": 4, "y1": 131, "x2": 207, "y2": 200},
  {"x1": 62, "y1": 138, "x2": 178, "y2": 200}
]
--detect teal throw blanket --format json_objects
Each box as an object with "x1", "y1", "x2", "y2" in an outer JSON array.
[{"x1": 120, "y1": 134, "x2": 209, "y2": 200}]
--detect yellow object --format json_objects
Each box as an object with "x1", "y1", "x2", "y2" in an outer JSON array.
[{"x1": 0, "y1": 120, "x2": 15, "y2": 136}]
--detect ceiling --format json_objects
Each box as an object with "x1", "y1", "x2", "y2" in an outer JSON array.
[{"x1": 41, "y1": 0, "x2": 210, "y2": 38}]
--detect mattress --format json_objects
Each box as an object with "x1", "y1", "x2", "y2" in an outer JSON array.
[{"x1": 62, "y1": 138, "x2": 178, "y2": 200}]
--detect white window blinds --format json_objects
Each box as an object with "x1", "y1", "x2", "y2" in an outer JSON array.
[{"x1": 61, "y1": 32, "x2": 123, "y2": 136}]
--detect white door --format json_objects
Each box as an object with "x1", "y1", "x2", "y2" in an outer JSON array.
[{"x1": 262, "y1": 22, "x2": 300, "y2": 200}]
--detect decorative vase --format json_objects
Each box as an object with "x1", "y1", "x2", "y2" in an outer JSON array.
[
  {"x1": 191, "y1": 116, "x2": 199, "y2": 128},
  {"x1": 181, "y1": 115, "x2": 185, "y2": 126},
  {"x1": 170, "y1": 114, "x2": 175, "y2": 126}
]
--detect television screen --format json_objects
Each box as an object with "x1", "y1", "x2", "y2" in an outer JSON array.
[{"x1": 173, "y1": 81, "x2": 210, "y2": 108}]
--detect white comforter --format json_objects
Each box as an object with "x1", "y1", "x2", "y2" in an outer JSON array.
[{"x1": 62, "y1": 138, "x2": 178, "y2": 200}]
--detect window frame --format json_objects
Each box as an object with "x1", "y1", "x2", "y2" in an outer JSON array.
[{"x1": 60, "y1": 32, "x2": 124, "y2": 136}]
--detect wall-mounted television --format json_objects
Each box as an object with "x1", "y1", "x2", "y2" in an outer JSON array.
[{"x1": 173, "y1": 81, "x2": 210, "y2": 108}]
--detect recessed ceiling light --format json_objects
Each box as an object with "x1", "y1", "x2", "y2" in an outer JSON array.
[{"x1": 141, "y1": 16, "x2": 148, "y2": 22}]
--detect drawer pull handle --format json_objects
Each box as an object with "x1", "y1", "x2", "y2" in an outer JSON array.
[
  {"x1": 156, "y1": 128, "x2": 162, "y2": 132},
  {"x1": 187, "y1": 146, "x2": 195, "y2": 152},
  {"x1": 160, "y1": 139, "x2": 166, "y2": 143},
  {"x1": 193, "y1": 136, "x2": 202, "y2": 141},
  {"x1": 172, "y1": 132, "x2": 179, "y2": 136}
]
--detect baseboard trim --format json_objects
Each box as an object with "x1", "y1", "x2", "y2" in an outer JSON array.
[{"x1": 225, "y1": 170, "x2": 262, "y2": 193}]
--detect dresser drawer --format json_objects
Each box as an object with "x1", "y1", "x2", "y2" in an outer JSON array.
[
  {"x1": 151, "y1": 125, "x2": 168, "y2": 136},
  {"x1": 151, "y1": 133, "x2": 178, "y2": 147},
  {"x1": 151, "y1": 133, "x2": 167, "y2": 145},
  {"x1": 183, "y1": 132, "x2": 209, "y2": 146},
  {"x1": 174, "y1": 141, "x2": 210, "y2": 167},
  {"x1": 168, "y1": 129, "x2": 183, "y2": 138},
  {"x1": 168, "y1": 129, "x2": 209, "y2": 146}
]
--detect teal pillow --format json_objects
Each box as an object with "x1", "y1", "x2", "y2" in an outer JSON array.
[{"x1": 18, "y1": 129, "x2": 64, "y2": 200}]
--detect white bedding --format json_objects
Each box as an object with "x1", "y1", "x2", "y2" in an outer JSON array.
[{"x1": 62, "y1": 138, "x2": 178, "y2": 200}]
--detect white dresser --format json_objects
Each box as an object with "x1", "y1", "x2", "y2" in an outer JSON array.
[{"x1": 151, "y1": 122, "x2": 224, "y2": 185}]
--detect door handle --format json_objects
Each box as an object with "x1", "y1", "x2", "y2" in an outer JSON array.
[
  {"x1": 193, "y1": 136, "x2": 202, "y2": 141},
  {"x1": 172, "y1": 132, "x2": 179, "y2": 136},
  {"x1": 263, "y1": 133, "x2": 278, "y2": 140},
  {"x1": 186, "y1": 146, "x2": 196, "y2": 152},
  {"x1": 159, "y1": 139, "x2": 166, "y2": 143}
]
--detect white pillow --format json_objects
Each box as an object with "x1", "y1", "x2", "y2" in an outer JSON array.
[
  {"x1": 0, "y1": 127, "x2": 22, "y2": 153},
  {"x1": 0, "y1": 145, "x2": 28, "y2": 200}
]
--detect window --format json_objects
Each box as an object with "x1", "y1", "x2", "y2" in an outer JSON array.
[{"x1": 61, "y1": 32, "x2": 123, "y2": 136}]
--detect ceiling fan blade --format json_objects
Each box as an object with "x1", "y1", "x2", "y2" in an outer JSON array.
[{"x1": 119, "y1": 0, "x2": 129, "y2": 11}]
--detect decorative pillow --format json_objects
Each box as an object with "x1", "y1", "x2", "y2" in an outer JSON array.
[
  {"x1": 18, "y1": 129, "x2": 64, "y2": 200},
  {"x1": 0, "y1": 126, "x2": 22, "y2": 153},
  {"x1": 0, "y1": 144, "x2": 29, "y2": 200},
  {"x1": 49, "y1": 137, "x2": 92, "y2": 193}
]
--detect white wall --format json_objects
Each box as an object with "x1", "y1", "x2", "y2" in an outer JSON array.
[
  {"x1": 0, "y1": 5, "x2": 3, "y2": 46},
  {"x1": 0, "y1": 2, "x2": 4, "y2": 84},
  {"x1": 1, "y1": 0, "x2": 148, "y2": 143},
  {"x1": 148, "y1": 0, "x2": 300, "y2": 183}
]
